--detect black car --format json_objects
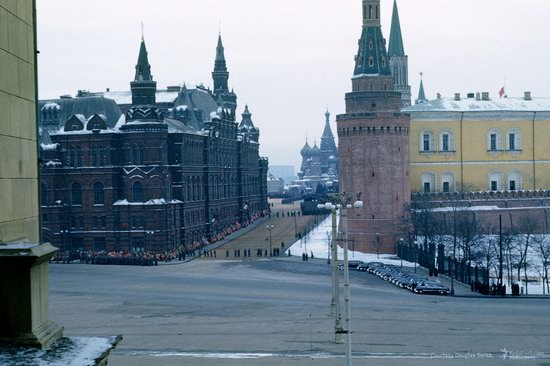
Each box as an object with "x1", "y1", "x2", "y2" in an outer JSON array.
[{"x1": 338, "y1": 260, "x2": 364, "y2": 270}]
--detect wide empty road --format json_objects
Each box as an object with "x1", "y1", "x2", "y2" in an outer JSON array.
[{"x1": 49, "y1": 258, "x2": 550, "y2": 365}]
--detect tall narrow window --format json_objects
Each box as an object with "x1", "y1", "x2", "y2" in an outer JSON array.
[
  {"x1": 369, "y1": 5, "x2": 372, "y2": 19},
  {"x1": 99, "y1": 146, "x2": 105, "y2": 166},
  {"x1": 442, "y1": 134, "x2": 449, "y2": 151},
  {"x1": 132, "y1": 182, "x2": 144, "y2": 202},
  {"x1": 491, "y1": 181, "x2": 498, "y2": 191},
  {"x1": 91, "y1": 146, "x2": 97, "y2": 166},
  {"x1": 443, "y1": 182, "x2": 450, "y2": 193},
  {"x1": 71, "y1": 182, "x2": 82, "y2": 205},
  {"x1": 509, "y1": 133, "x2": 516, "y2": 150},
  {"x1": 509, "y1": 180, "x2": 516, "y2": 191},
  {"x1": 76, "y1": 147, "x2": 82, "y2": 167},
  {"x1": 69, "y1": 147, "x2": 76, "y2": 167},
  {"x1": 93, "y1": 182, "x2": 104, "y2": 205},
  {"x1": 490, "y1": 134, "x2": 497, "y2": 151},
  {"x1": 40, "y1": 183, "x2": 48, "y2": 206},
  {"x1": 423, "y1": 134, "x2": 431, "y2": 151}
]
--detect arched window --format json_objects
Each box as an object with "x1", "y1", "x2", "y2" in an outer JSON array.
[
  {"x1": 507, "y1": 171, "x2": 522, "y2": 191},
  {"x1": 71, "y1": 182, "x2": 82, "y2": 205},
  {"x1": 140, "y1": 146, "x2": 145, "y2": 164},
  {"x1": 420, "y1": 130, "x2": 435, "y2": 152},
  {"x1": 440, "y1": 129, "x2": 455, "y2": 152},
  {"x1": 132, "y1": 145, "x2": 139, "y2": 165},
  {"x1": 132, "y1": 182, "x2": 144, "y2": 202},
  {"x1": 441, "y1": 172, "x2": 455, "y2": 193},
  {"x1": 489, "y1": 171, "x2": 503, "y2": 191},
  {"x1": 507, "y1": 129, "x2": 522, "y2": 151},
  {"x1": 93, "y1": 182, "x2": 105, "y2": 205},
  {"x1": 487, "y1": 128, "x2": 502, "y2": 151},
  {"x1": 421, "y1": 173, "x2": 435, "y2": 193},
  {"x1": 368, "y1": 5, "x2": 372, "y2": 19},
  {"x1": 368, "y1": 57, "x2": 374, "y2": 67},
  {"x1": 69, "y1": 147, "x2": 75, "y2": 167}
]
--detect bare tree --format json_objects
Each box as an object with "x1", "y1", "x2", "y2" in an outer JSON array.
[
  {"x1": 514, "y1": 216, "x2": 539, "y2": 295},
  {"x1": 533, "y1": 234, "x2": 550, "y2": 294},
  {"x1": 473, "y1": 223, "x2": 498, "y2": 280}
]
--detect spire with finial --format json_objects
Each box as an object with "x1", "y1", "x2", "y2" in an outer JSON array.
[
  {"x1": 213, "y1": 33, "x2": 229, "y2": 96},
  {"x1": 416, "y1": 72, "x2": 427, "y2": 104},
  {"x1": 129, "y1": 27, "x2": 157, "y2": 107},
  {"x1": 388, "y1": 0, "x2": 405, "y2": 57}
]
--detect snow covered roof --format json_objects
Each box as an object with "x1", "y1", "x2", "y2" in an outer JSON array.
[
  {"x1": 404, "y1": 96, "x2": 550, "y2": 113},
  {"x1": 113, "y1": 199, "x2": 183, "y2": 206},
  {"x1": 104, "y1": 90, "x2": 179, "y2": 105}
]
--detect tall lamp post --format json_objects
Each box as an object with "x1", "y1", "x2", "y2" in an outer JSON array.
[
  {"x1": 317, "y1": 202, "x2": 342, "y2": 344},
  {"x1": 399, "y1": 238, "x2": 404, "y2": 268},
  {"x1": 266, "y1": 224, "x2": 274, "y2": 257},
  {"x1": 321, "y1": 192, "x2": 363, "y2": 366}
]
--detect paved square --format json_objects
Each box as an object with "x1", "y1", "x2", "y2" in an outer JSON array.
[{"x1": 49, "y1": 258, "x2": 550, "y2": 365}]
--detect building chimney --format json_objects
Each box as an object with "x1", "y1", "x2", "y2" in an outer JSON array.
[
  {"x1": 524, "y1": 91, "x2": 532, "y2": 100},
  {"x1": 454, "y1": 93, "x2": 461, "y2": 101},
  {"x1": 106, "y1": 88, "x2": 110, "y2": 92},
  {"x1": 475, "y1": 92, "x2": 481, "y2": 101},
  {"x1": 436, "y1": 93, "x2": 441, "y2": 99},
  {"x1": 481, "y1": 92, "x2": 490, "y2": 101},
  {"x1": 467, "y1": 93, "x2": 475, "y2": 99}
]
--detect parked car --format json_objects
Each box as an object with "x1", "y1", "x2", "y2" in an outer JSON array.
[
  {"x1": 338, "y1": 260, "x2": 364, "y2": 270},
  {"x1": 413, "y1": 281, "x2": 450, "y2": 295}
]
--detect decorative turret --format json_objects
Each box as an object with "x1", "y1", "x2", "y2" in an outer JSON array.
[
  {"x1": 416, "y1": 72, "x2": 427, "y2": 104},
  {"x1": 130, "y1": 38, "x2": 157, "y2": 107},
  {"x1": 212, "y1": 34, "x2": 229, "y2": 97},
  {"x1": 300, "y1": 140, "x2": 311, "y2": 157},
  {"x1": 320, "y1": 110, "x2": 338, "y2": 176},
  {"x1": 124, "y1": 35, "x2": 164, "y2": 125},
  {"x1": 352, "y1": 0, "x2": 394, "y2": 94},
  {"x1": 239, "y1": 105, "x2": 260, "y2": 142},
  {"x1": 310, "y1": 142, "x2": 321, "y2": 157},
  {"x1": 388, "y1": 0, "x2": 411, "y2": 107}
]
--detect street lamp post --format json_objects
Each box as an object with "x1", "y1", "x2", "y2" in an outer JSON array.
[
  {"x1": 326, "y1": 231, "x2": 331, "y2": 265},
  {"x1": 399, "y1": 238, "x2": 404, "y2": 268},
  {"x1": 266, "y1": 225, "x2": 274, "y2": 257},
  {"x1": 322, "y1": 192, "x2": 363, "y2": 366}
]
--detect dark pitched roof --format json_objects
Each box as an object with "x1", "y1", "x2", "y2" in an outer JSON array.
[
  {"x1": 39, "y1": 96, "x2": 122, "y2": 129},
  {"x1": 239, "y1": 105, "x2": 256, "y2": 131},
  {"x1": 172, "y1": 86, "x2": 219, "y2": 129},
  {"x1": 388, "y1": 0, "x2": 405, "y2": 57},
  {"x1": 417, "y1": 78, "x2": 427, "y2": 103},
  {"x1": 354, "y1": 26, "x2": 391, "y2": 77},
  {"x1": 135, "y1": 40, "x2": 153, "y2": 81}
]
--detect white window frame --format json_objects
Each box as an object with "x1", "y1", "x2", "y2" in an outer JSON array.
[
  {"x1": 421, "y1": 173, "x2": 436, "y2": 193},
  {"x1": 507, "y1": 171, "x2": 522, "y2": 191},
  {"x1": 441, "y1": 172, "x2": 455, "y2": 193},
  {"x1": 506, "y1": 128, "x2": 522, "y2": 151},
  {"x1": 420, "y1": 130, "x2": 435, "y2": 152},
  {"x1": 487, "y1": 128, "x2": 502, "y2": 151},
  {"x1": 489, "y1": 171, "x2": 503, "y2": 191},
  {"x1": 440, "y1": 129, "x2": 455, "y2": 152}
]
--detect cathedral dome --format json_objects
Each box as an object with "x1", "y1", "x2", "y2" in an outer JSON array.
[
  {"x1": 300, "y1": 141, "x2": 312, "y2": 156},
  {"x1": 310, "y1": 143, "x2": 321, "y2": 157}
]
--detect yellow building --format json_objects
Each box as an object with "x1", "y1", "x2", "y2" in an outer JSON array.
[
  {"x1": 0, "y1": 0, "x2": 40, "y2": 243},
  {"x1": 405, "y1": 92, "x2": 550, "y2": 193}
]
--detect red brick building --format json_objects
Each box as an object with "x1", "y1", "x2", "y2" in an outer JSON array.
[{"x1": 337, "y1": 0, "x2": 411, "y2": 254}]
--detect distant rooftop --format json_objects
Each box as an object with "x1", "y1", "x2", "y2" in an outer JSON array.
[{"x1": 405, "y1": 94, "x2": 550, "y2": 113}]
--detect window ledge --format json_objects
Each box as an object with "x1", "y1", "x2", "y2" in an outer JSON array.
[
  {"x1": 437, "y1": 150, "x2": 457, "y2": 154},
  {"x1": 419, "y1": 150, "x2": 437, "y2": 155}
]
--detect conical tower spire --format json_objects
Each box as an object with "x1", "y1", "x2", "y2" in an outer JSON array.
[
  {"x1": 416, "y1": 73, "x2": 427, "y2": 104},
  {"x1": 134, "y1": 39, "x2": 153, "y2": 82},
  {"x1": 213, "y1": 33, "x2": 229, "y2": 96},
  {"x1": 388, "y1": 0, "x2": 405, "y2": 57},
  {"x1": 130, "y1": 35, "x2": 157, "y2": 107},
  {"x1": 388, "y1": 0, "x2": 411, "y2": 107}
]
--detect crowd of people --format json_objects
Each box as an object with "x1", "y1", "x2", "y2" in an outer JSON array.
[{"x1": 50, "y1": 210, "x2": 272, "y2": 266}]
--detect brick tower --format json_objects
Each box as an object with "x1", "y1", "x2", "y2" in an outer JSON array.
[{"x1": 337, "y1": 0, "x2": 410, "y2": 254}]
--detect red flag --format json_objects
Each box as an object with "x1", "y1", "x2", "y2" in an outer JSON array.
[{"x1": 499, "y1": 87, "x2": 505, "y2": 98}]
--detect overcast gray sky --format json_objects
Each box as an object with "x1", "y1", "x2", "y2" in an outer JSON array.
[{"x1": 37, "y1": 0, "x2": 550, "y2": 171}]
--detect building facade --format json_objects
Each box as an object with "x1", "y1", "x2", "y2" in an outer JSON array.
[
  {"x1": 39, "y1": 36, "x2": 269, "y2": 253},
  {"x1": 0, "y1": 0, "x2": 40, "y2": 244},
  {"x1": 337, "y1": 0, "x2": 411, "y2": 254},
  {"x1": 406, "y1": 92, "x2": 550, "y2": 194}
]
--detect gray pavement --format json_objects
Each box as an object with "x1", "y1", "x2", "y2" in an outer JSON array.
[{"x1": 48, "y1": 257, "x2": 550, "y2": 366}]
